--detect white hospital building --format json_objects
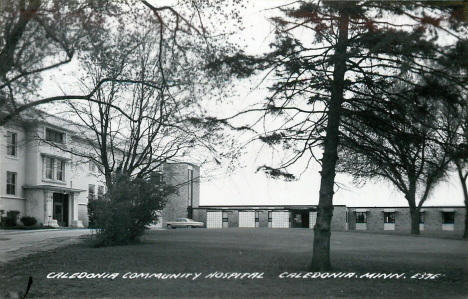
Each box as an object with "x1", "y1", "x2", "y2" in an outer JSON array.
[
  {"x1": 0, "y1": 113, "x2": 198, "y2": 228},
  {"x1": 0, "y1": 113, "x2": 465, "y2": 233}
]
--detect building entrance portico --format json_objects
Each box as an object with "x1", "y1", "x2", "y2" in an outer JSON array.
[
  {"x1": 53, "y1": 193, "x2": 69, "y2": 227},
  {"x1": 23, "y1": 185, "x2": 85, "y2": 228}
]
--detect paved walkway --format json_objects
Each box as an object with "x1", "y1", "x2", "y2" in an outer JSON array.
[{"x1": 0, "y1": 229, "x2": 91, "y2": 264}]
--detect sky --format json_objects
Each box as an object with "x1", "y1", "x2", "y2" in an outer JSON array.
[
  {"x1": 39, "y1": 0, "x2": 466, "y2": 208},
  {"x1": 197, "y1": 1, "x2": 466, "y2": 208}
]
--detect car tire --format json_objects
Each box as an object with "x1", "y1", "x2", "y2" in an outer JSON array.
[
  {"x1": 167, "y1": 224, "x2": 174, "y2": 229},
  {"x1": 187, "y1": 225, "x2": 193, "y2": 228}
]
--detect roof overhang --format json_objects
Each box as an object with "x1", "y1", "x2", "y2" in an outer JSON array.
[
  {"x1": 441, "y1": 208, "x2": 455, "y2": 212},
  {"x1": 382, "y1": 209, "x2": 396, "y2": 212},
  {"x1": 355, "y1": 209, "x2": 369, "y2": 213},
  {"x1": 40, "y1": 153, "x2": 71, "y2": 161},
  {"x1": 23, "y1": 185, "x2": 86, "y2": 194}
]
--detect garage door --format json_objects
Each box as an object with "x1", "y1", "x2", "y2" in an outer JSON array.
[
  {"x1": 239, "y1": 211, "x2": 255, "y2": 228},
  {"x1": 272, "y1": 211, "x2": 290, "y2": 228},
  {"x1": 207, "y1": 211, "x2": 222, "y2": 228},
  {"x1": 309, "y1": 211, "x2": 317, "y2": 229}
]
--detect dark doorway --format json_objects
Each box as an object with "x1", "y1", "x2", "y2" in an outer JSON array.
[
  {"x1": 292, "y1": 210, "x2": 310, "y2": 228},
  {"x1": 187, "y1": 207, "x2": 193, "y2": 219},
  {"x1": 53, "y1": 193, "x2": 69, "y2": 227}
]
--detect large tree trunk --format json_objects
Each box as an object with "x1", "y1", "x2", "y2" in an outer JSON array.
[
  {"x1": 456, "y1": 164, "x2": 468, "y2": 238},
  {"x1": 406, "y1": 181, "x2": 420, "y2": 235},
  {"x1": 464, "y1": 199, "x2": 468, "y2": 239},
  {"x1": 409, "y1": 207, "x2": 420, "y2": 235},
  {"x1": 310, "y1": 7, "x2": 349, "y2": 272}
]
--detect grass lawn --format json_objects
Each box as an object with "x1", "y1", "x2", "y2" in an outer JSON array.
[{"x1": 1, "y1": 228, "x2": 466, "y2": 298}]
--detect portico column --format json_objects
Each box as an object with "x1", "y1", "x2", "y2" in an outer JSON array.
[
  {"x1": 43, "y1": 190, "x2": 58, "y2": 227},
  {"x1": 72, "y1": 193, "x2": 78, "y2": 221},
  {"x1": 44, "y1": 190, "x2": 52, "y2": 225},
  {"x1": 70, "y1": 192, "x2": 84, "y2": 228}
]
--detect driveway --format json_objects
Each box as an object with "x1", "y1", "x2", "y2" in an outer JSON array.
[{"x1": 0, "y1": 229, "x2": 91, "y2": 264}]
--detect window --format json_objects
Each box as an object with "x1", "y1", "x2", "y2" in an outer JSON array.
[
  {"x1": 45, "y1": 157, "x2": 54, "y2": 179},
  {"x1": 43, "y1": 157, "x2": 66, "y2": 182},
  {"x1": 6, "y1": 132, "x2": 17, "y2": 157},
  {"x1": 70, "y1": 157, "x2": 78, "y2": 171},
  {"x1": 268, "y1": 211, "x2": 272, "y2": 222},
  {"x1": 56, "y1": 160, "x2": 65, "y2": 181},
  {"x1": 88, "y1": 184, "x2": 95, "y2": 200},
  {"x1": 255, "y1": 211, "x2": 259, "y2": 223},
  {"x1": 45, "y1": 128, "x2": 65, "y2": 144},
  {"x1": 89, "y1": 161, "x2": 96, "y2": 172},
  {"x1": 346, "y1": 211, "x2": 349, "y2": 223},
  {"x1": 384, "y1": 212, "x2": 395, "y2": 223},
  {"x1": 442, "y1": 212, "x2": 455, "y2": 224},
  {"x1": 6, "y1": 172, "x2": 16, "y2": 195},
  {"x1": 222, "y1": 211, "x2": 228, "y2": 223},
  {"x1": 419, "y1": 212, "x2": 425, "y2": 224},
  {"x1": 356, "y1": 212, "x2": 367, "y2": 223},
  {"x1": 98, "y1": 185, "x2": 104, "y2": 200}
]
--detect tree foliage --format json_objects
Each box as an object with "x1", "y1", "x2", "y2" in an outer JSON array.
[
  {"x1": 58, "y1": 19, "x2": 231, "y2": 184},
  {"x1": 212, "y1": 1, "x2": 467, "y2": 270},
  {"x1": 3, "y1": 0, "x2": 243, "y2": 246},
  {"x1": 0, "y1": 0, "x2": 242, "y2": 125},
  {"x1": 338, "y1": 78, "x2": 459, "y2": 234},
  {"x1": 0, "y1": 0, "x2": 108, "y2": 123},
  {"x1": 90, "y1": 173, "x2": 174, "y2": 247},
  {"x1": 441, "y1": 39, "x2": 468, "y2": 238}
]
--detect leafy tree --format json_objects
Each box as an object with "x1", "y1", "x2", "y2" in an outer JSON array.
[
  {"x1": 0, "y1": 0, "x2": 240, "y2": 125},
  {"x1": 53, "y1": 24, "x2": 231, "y2": 184},
  {"x1": 454, "y1": 109, "x2": 468, "y2": 239},
  {"x1": 442, "y1": 39, "x2": 468, "y2": 238},
  {"x1": 0, "y1": 0, "x2": 111, "y2": 124},
  {"x1": 91, "y1": 173, "x2": 174, "y2": 246},
  {"x1": 338, "y1": 78, "x2": 458, "y2": 235},
  {"x1": 448, "y1": 103, "x2": 468, "y2": 238},
  {"x1": 26, "y1": 1, "x2": 241, "y2": 245},
  {"x1": 211, "y1": 1, "x2": 466, "y2": 270}
]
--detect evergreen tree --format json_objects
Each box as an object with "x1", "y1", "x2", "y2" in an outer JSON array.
[{"x1": 212, "y1": 1, "x2": 467, "y2": 270}]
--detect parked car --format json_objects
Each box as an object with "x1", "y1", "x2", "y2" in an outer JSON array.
[{"x1": 166, "y1": 218, "x2": 204, "y2": 229}]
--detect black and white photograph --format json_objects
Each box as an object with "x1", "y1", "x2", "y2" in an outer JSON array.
[{"x1": 0, "y1": 0, "x2": 467, "y2": 298}]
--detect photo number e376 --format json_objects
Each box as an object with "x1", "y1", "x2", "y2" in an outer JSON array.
[{"x1": 410, "y1": 273, "x2": 444, "y2": 280}]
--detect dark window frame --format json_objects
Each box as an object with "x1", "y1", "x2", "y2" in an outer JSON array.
[
  {"x1": 44, "y1": 156, "x2": 54, "y2": 180},
  {"x1": 6, "y1": 171, "x2": 16, "y2": 195},
  {"x1": 88, "y1": 184, "x2": 95, "y2": 200},
  {"x1": 6, "y1": 132, "x2": 17, "y2": 157},
  {"x1": 89, "y1": 161, "x2": 96, "y2": 173},
  {"x1": 44, "y1": 156, "x2": 66, "y2": 182},
  {"x1": 97, "y1": 185, "x2": 104, "y2": 200},
  {"x1": 419, "y1": 212, "x2": 425, "y2": 224},
  {"x1": 45, "y1": 128, "x2": 65, "y2": 144},
  {"x1": 442, "y1": 212, "x2": 455, "y2": 224},
  {"x1": 384, "y1": 212, "x2": 395, "y2": 224},
  {"x1": 56, "y1": 160, "x2": 65, "y2": 182},
  {"x1": 356, "y1": 212, "x2": 367, "y2": 223}
]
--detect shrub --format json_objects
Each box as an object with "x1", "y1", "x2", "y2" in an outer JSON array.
[
  {"x1": 5, "y1": 210, "x2": 20, "y2": 227},
  {"x1": 87, "y1": 200, "x2": 99, "y2": 229},
  {"x1": 90, "y1": 174, "x2": 174, "y2": 247},
  {"x1": 20, "y1": 216, "x2": 38, "y2": 226}
]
